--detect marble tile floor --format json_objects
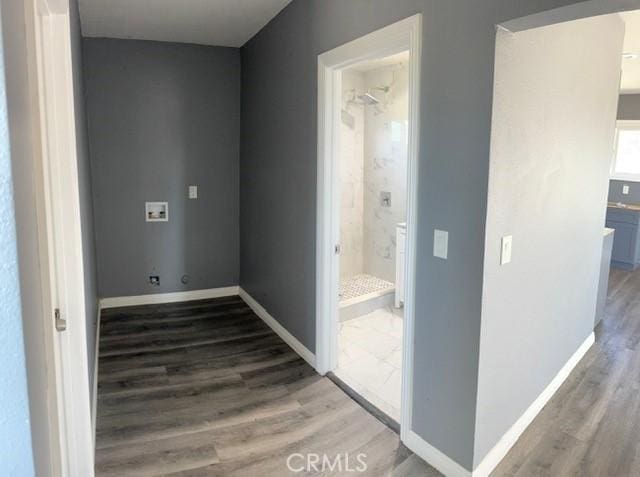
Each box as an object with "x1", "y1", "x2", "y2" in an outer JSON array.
[{"x1": 334, "y1": 305, "x2": 403, "y2": 422}]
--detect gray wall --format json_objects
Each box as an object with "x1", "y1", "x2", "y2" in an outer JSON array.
[
  {"x1": 0, "y1": 6, "x2": 35, "y2": 475},
  {"x1": 617, "y1": 94, "x2": 640, "y2": 120},
  {"x1": 70, "y1": 0, "x2": 99, "y2": 402},
  {"x1": 239, "y1": 0, "x2": 633, "y2": 470},
  {"x1": 83, "y1": 39, "x2": 240, "y2": 298},
  {"x1": 609, "y1": 179, "x2": 640, "y2": 202},
  {"x1": 476, "y1": 15, "x2": 623, "y2": 466}
]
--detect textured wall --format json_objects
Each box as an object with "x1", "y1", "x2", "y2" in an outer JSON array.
[
  {"x1": 84, "y1": 38, "x2": 241, "y2": 298},
  {"x1": 476, "y1": 14, "x2": 623, "y2": 465},
  {"x1": 0, "y1": 14, "x2": 35, "y2": 475},
  {"x1": 0, "y1": 0, "x2": 55, "y2": 471}
]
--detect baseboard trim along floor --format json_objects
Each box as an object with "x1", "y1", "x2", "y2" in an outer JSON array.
[
  {"x1": 99, "y1": 286, "x2": 240, "y2": 309},
  {"x1": 403, "y1": 430, "x2": 472, "y2": 477},
  {"x1": 238, "y1": 287, "x2": 316, "y2": 368},
  {"x1": 403, "y1": 331, "x2": 595, "y2": 477},
  {"x1": 472, "y1": 331, "x2": 595, "y2": 476},
  {"x1": 91, "y1": 302, "x2": 101, "y2": 449}
]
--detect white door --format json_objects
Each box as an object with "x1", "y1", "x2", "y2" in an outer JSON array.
[{"x1": 26, "y1": 0, "x2": 94, "y2": 474}]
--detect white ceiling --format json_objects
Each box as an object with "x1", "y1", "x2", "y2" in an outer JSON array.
[
  {"x1": 621, "y1": 10, "x2": 640, "y2": 94},
  {"x1": 78, "y1": 0, "x2": 294, "y2": 48}
]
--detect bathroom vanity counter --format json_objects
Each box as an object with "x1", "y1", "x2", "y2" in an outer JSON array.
[{"x1": 607, "y1": 201, "x2": 640, "y2": 212}]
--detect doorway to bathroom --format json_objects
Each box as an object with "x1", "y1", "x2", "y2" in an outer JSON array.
[
  {"x1": 334, "y1": 51, "x2": 409, "y2": 422},
  {"x1": 316, "y1": 14, "x2": 421, "y2": 437}
]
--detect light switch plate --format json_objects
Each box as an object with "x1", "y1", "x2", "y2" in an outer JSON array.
[
  {"x1": 623, "y1": 184, "x2": 630, "y2": 195},
  {"x1": 433, "y1": 229, "x2": 448, "y2": 259},
  {"x1": 501, "y1": 235, "x2": 513, "y2": 265},
  {"x1": 189, "y1": 185, "x2": 198, "y2": 199}
]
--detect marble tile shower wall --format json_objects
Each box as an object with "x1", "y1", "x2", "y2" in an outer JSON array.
[
  {"x1": 340, "y1": 61, "x2": 408, "y2": 283},
  {"x1": 363, "y1": 62, "x2": 409, "y2": 283},
  {"x1": 340, "y1": 70, "x2": 366, "y2": 279}
]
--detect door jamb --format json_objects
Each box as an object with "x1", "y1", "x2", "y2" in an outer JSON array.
[
  {"x1": 24, "y1": 0, "x2": 94, "y2": 474},
  {"x1": 315, "y1": 13, "x2": 422, "y2": 442}
]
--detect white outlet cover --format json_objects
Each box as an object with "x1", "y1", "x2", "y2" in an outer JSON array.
[
  {"x1": 433, "y1": 229, "x2": 448, "y2": 259},
  {"x1": 623, "y1": 184, "x2": 630, "y2": 195},
  {"x1": 145, "y1": 202, "x2": 168, "y2": 222},
  {"x1": 501, "y1": 235, "x2": 513, "y2": 265},
  {"x1": 189, "y1": 185, "x2": 198, "y2": 199}
]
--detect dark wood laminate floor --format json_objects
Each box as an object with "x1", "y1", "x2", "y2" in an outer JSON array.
[
  {"x1": 97, "y1": 268, "x2": 640, "y2": 476},
  {"x1": 95, "y1": 295, "x2": 439, "y2": 477},
  {"x1": 493, "y1": 267, "x2": 640, "y2": 476}
]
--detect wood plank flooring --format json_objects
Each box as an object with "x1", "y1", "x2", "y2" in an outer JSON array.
[
  {"x1": 95, "y1": 295, "x2": 439, "y2": 476},
  {"x1": 493, "y1": 267, "x2": 640, "y2": 476},
  {"x1": 97, "y1": 268, "x2": 640, "y2": 476}
]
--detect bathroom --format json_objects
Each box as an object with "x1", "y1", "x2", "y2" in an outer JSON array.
[{"x1": 334, "y1": 51, "x2": 409, "y2": 422}]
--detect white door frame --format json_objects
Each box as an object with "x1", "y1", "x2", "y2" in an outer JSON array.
[
  {"x1": 316, "y1": 14, "x2": 422, "y2": 441},
  {"x1": 24, "y1": 0, "x2": 94, "y2": 474}
]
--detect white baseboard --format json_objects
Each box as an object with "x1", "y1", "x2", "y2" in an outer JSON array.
[
  {"x1": 238, "y1": 287, "x2": 316, "y2": 368},
  {"x1": 402, "y1": 332, "x2": 595, "y2": 477},
  {"x1": 404, "y1": 431, "x2": 471, "y2": 477},
  {"x1": 99, "y1": 286, "x2": 240, "y2": 309},
  {"x1": 91, "y1": 301, "x2": 101, "y2": 450},
  {"x1": 472, "y1": 332, "x2": 595, "y2": 476}
]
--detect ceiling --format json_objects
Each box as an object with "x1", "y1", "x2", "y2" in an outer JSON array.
[
  {"x1": 621, "y1": 10, "x2": 640, "y2": 94},
  {"x1": 78, "y1": 0, "x2": 293, "y2": 48}
]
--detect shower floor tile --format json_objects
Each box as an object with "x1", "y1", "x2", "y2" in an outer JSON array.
[{"x1": 339, "y1": 274, "x2": 394, "y2": 302}]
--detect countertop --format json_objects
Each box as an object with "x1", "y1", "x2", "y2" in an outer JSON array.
[{"x1": 607, "y1": 201, "x2": 640, "y2": 212}]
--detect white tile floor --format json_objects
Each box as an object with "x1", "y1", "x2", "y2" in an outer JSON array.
[{"x1": 334, "y1": 305, "x2": 403, "y2": 421}]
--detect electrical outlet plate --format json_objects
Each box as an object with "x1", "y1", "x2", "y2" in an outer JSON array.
[
  {"x1": 189, "y1": 185, "x2": 198, "y2": 199},
  {"x1": 146, "y1": 202, "x2": 168, "y2": 222},
  {"x1": 433, "y1": 229, "x2": 448, "y2": 259},
  {"x1": 501, "y1": 235, "x2": 512, "y2": 265},
  {"x1": 623, "y1": 184, "x2": 630, "y2": 195}
]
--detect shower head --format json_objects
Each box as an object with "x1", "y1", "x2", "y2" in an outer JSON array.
[{"x1": 358, "y1": 92, "x2": 380, "y2": 105}]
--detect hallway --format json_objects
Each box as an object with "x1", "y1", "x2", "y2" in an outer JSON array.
[{"x1": 494, "y1": 267, "x2": 640, "y2": 475}]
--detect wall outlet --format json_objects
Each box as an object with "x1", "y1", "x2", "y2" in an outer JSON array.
[
  {"x1": 380, "y1": 191, "x2": 391, "y2": 207},
  {"x1": 189, "y1": 185, "x2": 198, "y2": 199},
  {"x1": 623, "y1": 184, "x2": 630, "y2": 195},
  {"x1": 433, "y1": 229, "x2": 448, "y2": 259},
  {"x1": 149, "y1": 275, "x2": 160, "y2": 286},
  {"x1": 501, "y1": 235, "x2": 513, "y2": 265}
]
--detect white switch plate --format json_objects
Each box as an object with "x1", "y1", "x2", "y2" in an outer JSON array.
[
  {"x1": 189, "y1": 185, "x2": 198, "y2": 199},
  {"x1": 501, "y1": 235, "x2": 513, "y2": 265},
  {"x1": 433, "y1": 229, "x2": 448, "y2": 259},
  {"x1": 623, "y1": 184, "x2": 630, "y2": 195}
]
